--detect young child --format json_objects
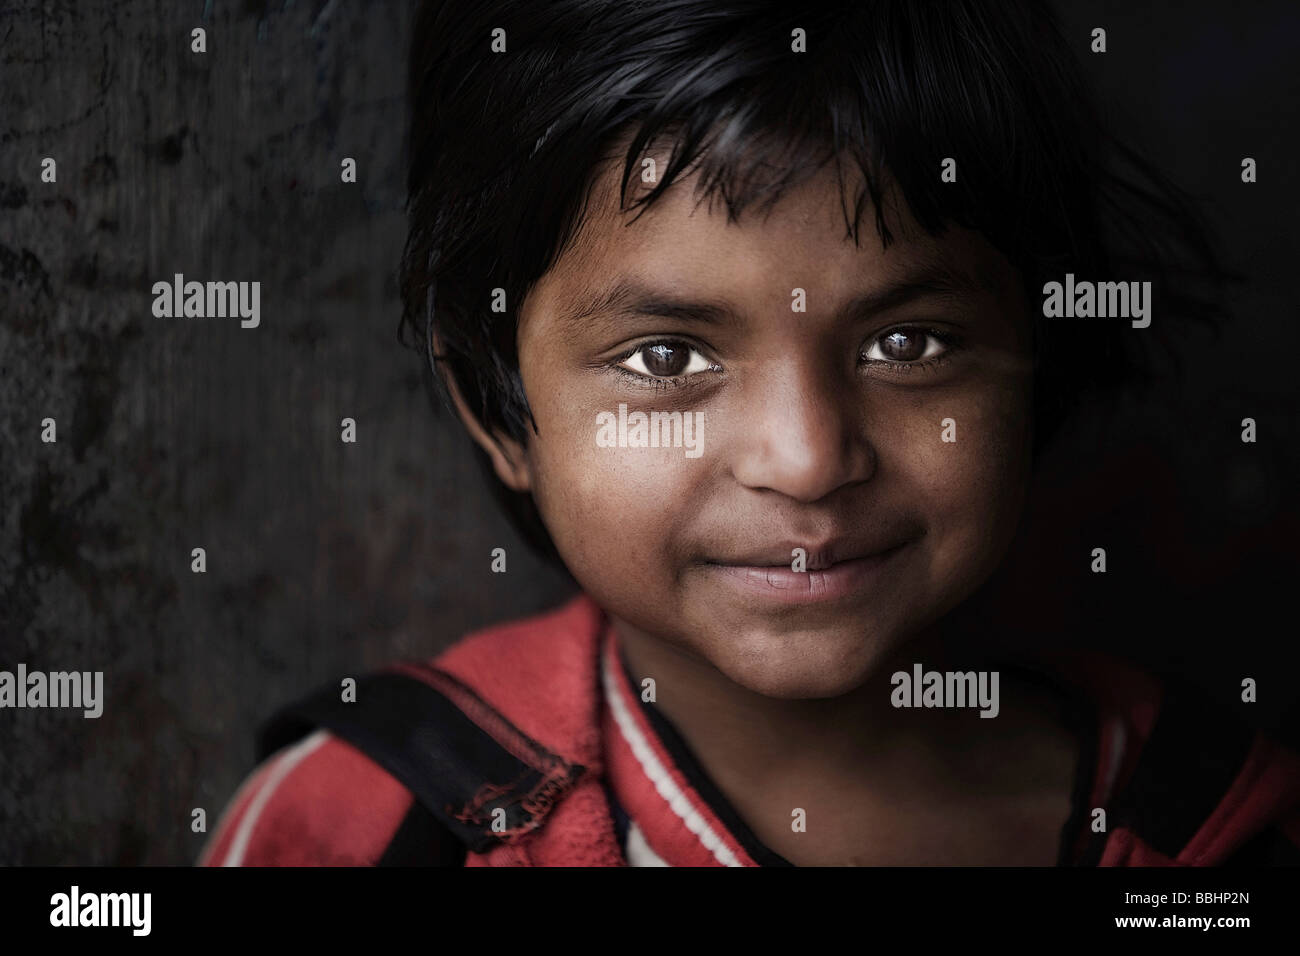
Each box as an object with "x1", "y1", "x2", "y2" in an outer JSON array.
[{"x1": 200, "y1": 0, "x2": 1300, "y2": 866}]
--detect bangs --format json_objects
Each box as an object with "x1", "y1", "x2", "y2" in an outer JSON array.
[{"x1": 551, "y1": 0, "x2": 1104, "y2": 279}]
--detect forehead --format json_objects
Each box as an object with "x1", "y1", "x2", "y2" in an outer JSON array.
[{"x1": 525, "y1": 139, "x2": 1025, "y2": 330}]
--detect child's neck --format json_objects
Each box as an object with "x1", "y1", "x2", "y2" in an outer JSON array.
[{"x1": 611, "y1": 618, "x2": 1081, "y2": 865}]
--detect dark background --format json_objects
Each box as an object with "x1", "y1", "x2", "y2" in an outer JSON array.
[{"x1": 0, "y1": 1, "x2": 1296, "y2": 864}]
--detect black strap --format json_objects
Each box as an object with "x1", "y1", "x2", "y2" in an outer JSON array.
[
  {"x1": 1075, "y1": 678, "x2": 1256, "y2": 864},
  {"x1": 257, "y1": 668, "x2": 586, "y2": 857},
  {"x1": 376, "y1": 800, "x2": 467, "y2": 866}
]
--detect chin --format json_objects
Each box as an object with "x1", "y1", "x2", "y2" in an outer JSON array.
[{"x1": 702, "y1": 617, "x2": 904, "y2": 700}]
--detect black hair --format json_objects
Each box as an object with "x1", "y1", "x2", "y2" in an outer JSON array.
[{"x1": 398, "y1": 0, "x2": 1233, "y2": 562}]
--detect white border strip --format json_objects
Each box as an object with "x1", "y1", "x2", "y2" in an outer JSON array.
[{"x1": 221, "y1": 729, "x2": 331, "y2": 866}]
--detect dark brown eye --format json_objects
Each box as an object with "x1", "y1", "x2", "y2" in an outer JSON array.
[
  {"x1": 878, "y1": 329, "x2": 926, "y2": 361},
  {"x1": 861, "y1": 327, "x2": 950, "y2": 365},
  {"x1": 619, "y1": 341, "x2": 714, "y2": 379},
  {"x1": 642, "y1": 342, "x2": 687, "y2": 376}
]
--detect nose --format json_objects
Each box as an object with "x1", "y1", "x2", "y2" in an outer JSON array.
[{"x1": 728, "y1": 361, "x2": 876, "y2": 503}]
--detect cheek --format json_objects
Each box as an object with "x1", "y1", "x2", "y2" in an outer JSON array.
[
  {"x1": 525, "y1": 386, "x2": 704, "y2": 594},
  {"x1": 891, "y1": 379, "x2": 1030, "y2": 588}
]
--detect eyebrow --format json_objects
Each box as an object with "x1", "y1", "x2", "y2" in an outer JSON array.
[{"x1": 557, "y1": 259, "x2": 997, "y2": 333}]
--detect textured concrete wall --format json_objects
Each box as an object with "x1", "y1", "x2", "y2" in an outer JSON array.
[
  {"x1": 2, "y1": 1, "x2": 1298, "y2": 865},
  {"x1": 0, "y1": 1, "x2": 573, "y2": 864}
]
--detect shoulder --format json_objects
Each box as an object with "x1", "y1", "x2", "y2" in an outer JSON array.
[
  {"x1": 427, "y1": 593, "x2": 608, "y2": 757},
  {"x1": 1077, "y1": 654, "x2": 1300, "y2": 865},
  {"x1": 433, "y1": 592, "x2": 603, "y2": 673},
  {"x1": 1018, "y1": 646, "x2": 1300, "y2": 864},
  {"x1": 1175, "y1": 724, "x2": 1300, "y2": 866},
  {"x1": 198, "y1": 729, "x2": 460, "y2": 866},
  {"x1": 199, "y1": 595, "x2": 604, "y2": 868}
]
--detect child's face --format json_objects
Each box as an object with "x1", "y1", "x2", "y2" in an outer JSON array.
[{"x1": 481, "y1": 152, "x2": 1033, "y2": 699}]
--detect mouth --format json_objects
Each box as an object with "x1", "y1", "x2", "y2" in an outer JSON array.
[{"x1": 700, "y1": 538, "x2": 915, "y2": 606}]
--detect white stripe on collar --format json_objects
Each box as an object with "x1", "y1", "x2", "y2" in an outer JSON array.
[{"x1": 600, "y1": 641, "x2": 744, "y2": 867}]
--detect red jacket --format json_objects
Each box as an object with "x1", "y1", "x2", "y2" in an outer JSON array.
[{"x1": 199, "y1": 595, "x2": 1300, "y2": 867}]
